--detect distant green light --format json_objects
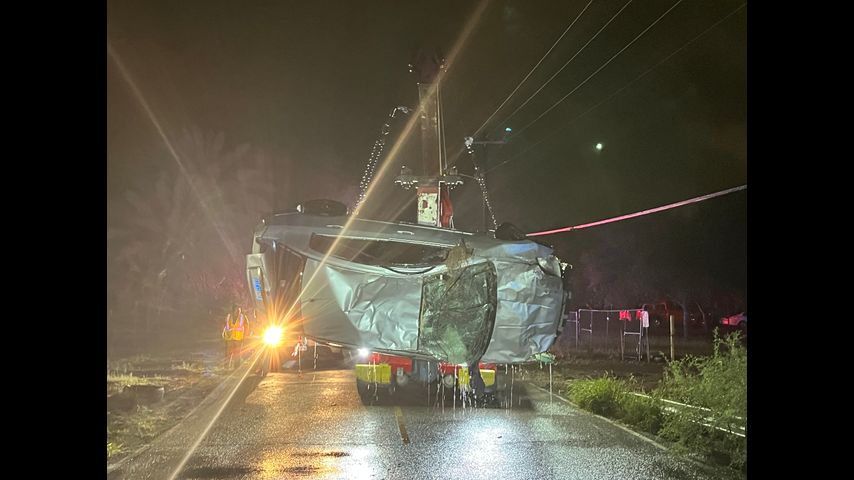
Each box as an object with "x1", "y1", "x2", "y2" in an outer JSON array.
[
  {"x1": 504, "y1": 127, "x2": 512, "y2": 132},
  {"x1": 595, "y1": 143, "x2": 603, "y2": 151}
]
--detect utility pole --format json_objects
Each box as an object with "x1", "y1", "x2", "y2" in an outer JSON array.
[{"x1": 394, "y1": 48, "x2": 462, "y2": 228}]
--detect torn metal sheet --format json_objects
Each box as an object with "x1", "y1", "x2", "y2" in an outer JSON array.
[{"x1": 247, "y1": 210, "x2": 567, "y2": 364}]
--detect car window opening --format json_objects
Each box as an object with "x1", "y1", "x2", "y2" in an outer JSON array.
[{"x1": 309, "y1": 234, "x2": 450, "y2": 267}]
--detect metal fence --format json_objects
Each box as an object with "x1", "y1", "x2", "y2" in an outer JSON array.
[{"x1": 555, "y1": 308, "x2": 650, "y2": 361}]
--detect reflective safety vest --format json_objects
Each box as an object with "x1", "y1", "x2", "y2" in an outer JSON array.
[{"x1": 222, "y1": 314, "x2": 246, "y2": 341}]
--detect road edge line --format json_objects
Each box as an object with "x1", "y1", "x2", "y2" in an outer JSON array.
[
  {"x1": 527, "y1": 382, "x2": 668, "y2": 451},
  {"x1": 107, "y1": 360, "x2": 254, "y2": 474}
]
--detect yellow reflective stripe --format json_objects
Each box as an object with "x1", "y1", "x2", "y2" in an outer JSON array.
[{"x1": 355, "y1": 364, "x2": 392, "y2": 384}]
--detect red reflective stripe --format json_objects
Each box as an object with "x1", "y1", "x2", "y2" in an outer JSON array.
[{"x1": 369, "y1": 353, "x2": 413, "y2": 373}]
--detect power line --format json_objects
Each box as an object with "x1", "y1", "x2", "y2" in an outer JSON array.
[
  {"x1": 451, "y1": 0, "x2": 626, "y2": 170},
  {"x1": 494, "y1": 0, "x2": 633, "y2": 133},
  {"x1": 514, "y1": 0, "x2": 684, "y2": 138},
  {"x1": 472, "y1": 0, "x2": 595, "y2": 139},
  {"x1": 526, "y1": 184, "x2": 746, "y2": 237},
  {"x1": 487, "y1": 2, "x2": 745, "y2": 175}
]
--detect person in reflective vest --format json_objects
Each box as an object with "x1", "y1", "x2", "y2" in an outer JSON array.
[{"x1": 222, "y1": 305, "x2": 247, "y2": 368}]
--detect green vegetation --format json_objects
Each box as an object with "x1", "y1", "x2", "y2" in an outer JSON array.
[
  {"x1": 172, "y1": 360, "x2": 204, "y2": 373},
  {"x1": 566, "y1": 374, "x2": 662, "y2": 435},
  {"x1": 567, "y1": 374, "x2": 625, "y2": 418},
  {"x1": 620, "y1": 393, "x2": 664, "y2": 434},
  {"x1": 658, "y1": 331, "x2": 746, "y2": 469},
  {"x1": 106, "y1": 351, "x2": 223, "y2": 465},
  {"x1": 565, "y1": 331, "x2": 746, "y2": 470},
  {"x1": 107, "y1": 372, "x2": 168, "y2": 395},
  {"x1": 108, "y1": 405, "x2": 170, "y2": 462},
  {"x1": 107, "y1": 354, "x2": 154, "y2": 374},
  {"x1": 107, "y1": 441, "x2": 124, "y2": 459}
]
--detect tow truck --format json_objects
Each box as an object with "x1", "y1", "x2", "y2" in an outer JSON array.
[{"x1": 247, "y1": 52, "x2": 568, "y2": 405}]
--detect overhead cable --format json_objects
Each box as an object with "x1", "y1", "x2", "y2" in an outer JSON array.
[
  {"x1": 487, "y1": 2, "x2": 746, "y2": 175},
  {"x1": 495, "y1": 0, "x2": 633, "y2": 132},
  {"x1": 526, "y1": 184, "x2": 746, "y2": 237},
  {"x1": 514, "y1": 0, "x2": 684, "y2": 137},
  {"x1": 472, "y1": 0, "x2": 595, "y2": 138}
]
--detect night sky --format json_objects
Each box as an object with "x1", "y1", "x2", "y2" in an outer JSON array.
[{"x1": 108, "y1": 0, "x2": 746, "y2": 303}]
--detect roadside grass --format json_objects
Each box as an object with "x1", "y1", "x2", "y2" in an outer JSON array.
[
  {"x1": 525, "y1": 355, "x2": 665, "y2": 393},
  {"x1": 106, "y1": 350, "x2": 226, "y2": 465},
  {"x1": 657, "y1": 331, "x2": 746, "y2": 470},
  {"x1": 566, "y1": 374, "x2": 662, "y2": 435},
  {"x1": 107, "y1": 354, "x2": 155, "y2": 374},
  {"x1": 106, "y1": 378, "x2": 211, "y2": 464},
  {"x1": 107, "y1": 373, "x2": 169, "y2": 395},
  {"x1": 172, "y1": 360, "x2": 205, "y2": 373},
  {"x1": 108, "y1": 405, "x2": 171, "y2": 458},
  {"x1": 107, "y1": 441, "x2": 124, "y2": 459},
  {"x1": 567, "y1": 374, "x2": 623, "y2": 417},
  {"x1": 563, "y1": 331, "x2": 746, "y2": 471},
  {"x1": 620, "y1": 392, "x2": 664, "y2": 435}
]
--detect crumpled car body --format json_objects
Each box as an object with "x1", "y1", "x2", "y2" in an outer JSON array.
[{"x1": 246, "y1": 210, "x2": 567, "y2": 365}]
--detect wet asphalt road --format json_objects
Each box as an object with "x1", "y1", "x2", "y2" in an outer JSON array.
[{"x1": 108, "y1": 357, "x2": 739, "y2": 480}]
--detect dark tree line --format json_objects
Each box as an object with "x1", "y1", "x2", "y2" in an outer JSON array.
[
  {"x1": 561, "y1": 200, "x2": 746, "y2": 332},
  {"x1": 108, "y1": 127, "x2": 274, "y2": 345}
]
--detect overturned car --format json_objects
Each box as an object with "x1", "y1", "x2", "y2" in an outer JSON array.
[{"x1": 246, "y1": 200, "x2": 568, "y2": 402}]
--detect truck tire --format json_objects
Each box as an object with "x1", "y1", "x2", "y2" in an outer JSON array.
[
  {"x1": 357, "y1": 380, "x2": 395, "y2": 405},
  {"x1": 357, "y1": 380, "x2": 375, "y2": 405}
]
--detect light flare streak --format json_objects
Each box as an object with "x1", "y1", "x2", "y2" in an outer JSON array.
[
  {"x1": 154, "y1": 3, "x2": 492, "y2": 476},
  {"x1": 166, "y1": 346, "x2": 264, "y2": 480},
  {"x1": 278, "y1": 0, "x2": 491, "y2": 327},
  {"x1": 107, "y1": 42, "x2": 241, "y2": 263}
]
